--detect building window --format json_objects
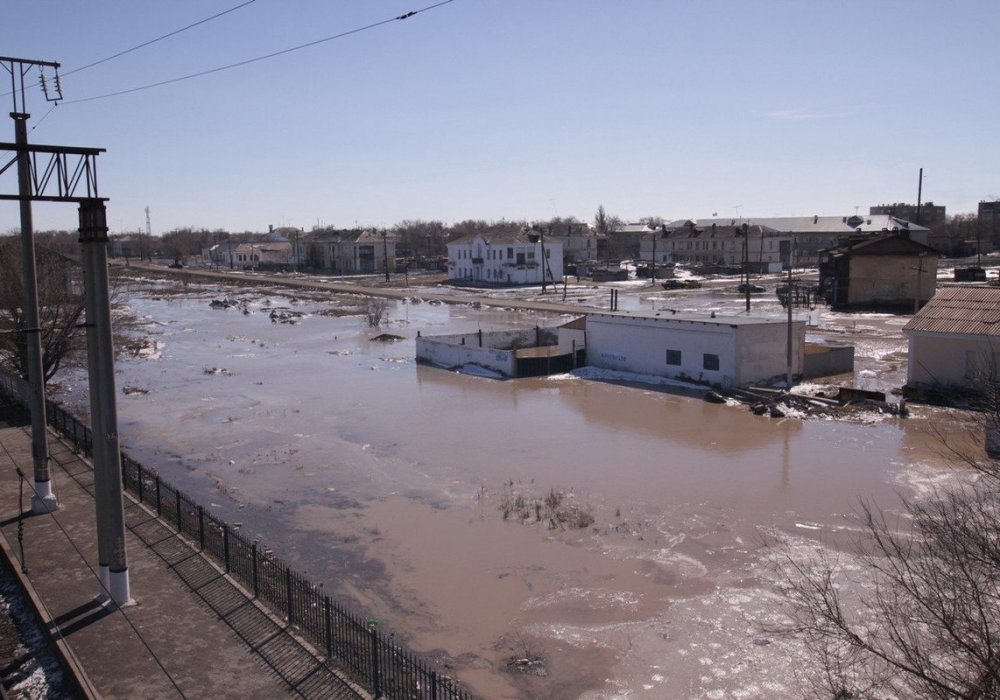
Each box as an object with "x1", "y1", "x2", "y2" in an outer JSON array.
[
  {"x1": 703, "y1": 353, "x2": 720, "y2": 371},
  {"x1": 666, "y1": 349, "x2": 682, "y2": 366},
  {"x1": 508, "y1": 247, "x2": 514, "y2": 258}
]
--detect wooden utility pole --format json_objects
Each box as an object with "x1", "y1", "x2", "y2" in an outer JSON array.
[{"x1": 916, "y1": 167, "x2": 923, "y2": 225}]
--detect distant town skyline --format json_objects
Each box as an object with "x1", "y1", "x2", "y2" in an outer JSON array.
[{"x1": 2, "y1": 1, "x2": 998, "y2": 234}]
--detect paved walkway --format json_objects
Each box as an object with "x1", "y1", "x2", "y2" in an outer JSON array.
[{"x1": 0, "y1": 399, "x2": 367, "y2": 699}]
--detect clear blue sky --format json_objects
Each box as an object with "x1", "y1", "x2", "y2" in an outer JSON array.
[{"x1": 2, "y1": 1, "x2": 997, "y2": 234}]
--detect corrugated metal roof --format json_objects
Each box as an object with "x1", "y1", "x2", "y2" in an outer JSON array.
[{"x1": 903, "y1": 286, "x2": 1000, "y2": 337}]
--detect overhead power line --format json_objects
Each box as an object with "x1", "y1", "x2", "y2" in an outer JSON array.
[
  {"x1": 63, "y1": 0, "x2": 259, "y2": 78},
  {"x1": 65, "y1": 0, "x2": 456, "y2": 105},
  {"x1": 0, "y1": 0, "x2": 259, "y2": 101}
]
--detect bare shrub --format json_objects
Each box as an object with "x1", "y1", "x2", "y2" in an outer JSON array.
[
  {"x1": 497, "y1": 483, "x2": 594, "y2": 531},
  {"x1": 775, "y1": 380, "x2": 1000, "y2": 699},
  {"x1": 365, "y1": 298, "x2": 389, "y2": 328}
]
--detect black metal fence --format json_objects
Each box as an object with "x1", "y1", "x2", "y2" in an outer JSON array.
[{"x1": 0, "y1": 370, "x2": 477, "y2": 700}]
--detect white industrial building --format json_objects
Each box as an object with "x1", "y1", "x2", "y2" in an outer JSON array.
[{"x1": 585, "y1": 311, "x2": 805, "y2": 388}]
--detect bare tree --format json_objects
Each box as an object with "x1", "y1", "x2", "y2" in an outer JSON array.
[
  {"x1": 365, "y1": 298, "x2": 389, "y2": 328},
  {"x1": 777, "y1": 382, "x2": 1000, "y2": 699},
  {"x1": 0, "y1": 237, "x2": 88, "y2": 382}
]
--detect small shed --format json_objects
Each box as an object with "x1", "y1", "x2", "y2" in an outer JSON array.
[
  {"x1": 903, "y1": 286, "x2": 1000, "y2": 388},
  {"x1": 819, "y1": 234, "x2": 940, "y2": 311},
  {"x1": 585, "y1": 311, "x2": 805, "y2": 388}
]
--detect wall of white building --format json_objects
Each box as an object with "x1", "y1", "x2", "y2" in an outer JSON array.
[
  {"x1": 448, "y1": 236, "x2": 563, "y2": 284},
  {"x1": 585, "y1": 312, "x2": 804, "y2": 387},
  {"x1": 906, "y1": 333, "x2": 1000, "y2": 386},
  {"x1": 732, "y1": 319, "x2": 805, "y2": 385}
]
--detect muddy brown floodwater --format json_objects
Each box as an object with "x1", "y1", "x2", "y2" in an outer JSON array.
[{"x1": 56, "y1": 275, "x2": 971, "y2": 699}]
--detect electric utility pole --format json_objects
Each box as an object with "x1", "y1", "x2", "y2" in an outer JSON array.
[
  {"x1": 382, "y1": 229, "x2": 390, "y2": 282},
  {"x1": 0, "y1": 56, "x2": 132, "y2": 606},
  {"x1": 2, "y1": 55, "x2": 60, "y2": 513},
  {"x1": 915, "y1": 167, "x2": 923, "y2": 225},
  {"x1": 144, "y1": 206, "x2": 151, "y2": 261}
]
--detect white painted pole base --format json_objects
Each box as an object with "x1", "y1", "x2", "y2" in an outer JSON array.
[
  {"x1": 97, "y1": 565, "x2": 111, "y2": 604},
  {"x1": 31, "y1": 480, "x2": 58, "y2": 514},
  {"x1": 108, "y1": 570, "x2": 134, "y2": 608}
]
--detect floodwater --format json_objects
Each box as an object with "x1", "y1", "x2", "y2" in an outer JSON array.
[{"x1": 56, "y1": 275, "x2": 961, "y2": 699}]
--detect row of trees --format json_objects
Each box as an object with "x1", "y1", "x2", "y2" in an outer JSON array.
[{"x1": 95, "y1": 206, "x2": 639, "y2": 262}]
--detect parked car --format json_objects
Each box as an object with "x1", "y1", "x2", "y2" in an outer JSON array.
[
  {"x1": 168, "y1": 261, "x2": 184, "y2": 269},
  {"x1": 737, "y1": 282, "x2": 765, "y2": 293},
  {"x1": 661, "y1": 279, "x2": 702, "y2": 290}
]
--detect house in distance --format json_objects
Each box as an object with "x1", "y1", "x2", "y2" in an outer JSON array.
[{"x1": 818, "y1": 234, "x2": 940, "y2": 312}]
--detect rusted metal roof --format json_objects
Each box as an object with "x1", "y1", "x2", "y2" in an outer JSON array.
[{"x1": 903, "y1": 286, "x2": 1000, "y2": 337}]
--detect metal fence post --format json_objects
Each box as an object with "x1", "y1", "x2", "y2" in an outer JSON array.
[
  {"x1": 155, "y1": 475, "x2": 161, "y2": 516},
  {"x1": 370, "y1": 626, "x2": 381, "y2": 698},
  {"x1": 175, "y1": 490, "x2": 182, "y2": 533},
  {"x1": 324, "y1": 596, "x2": 332, "y2": 658},
  {"x1": 251, "y1": 542, "x2": 259, "y2": 597},
  {"x1": 198, "y1": 505, "x2": 205, "y2": 550},
  {"x1": 285, "y1": 568, "x2": 293, "y2": 624},
  {"x1": 223, "y1": 524, "x2": 230, "y2": 573},
  {"x1": 136, "y1": 462, "x2": 143, "y2": 503}
]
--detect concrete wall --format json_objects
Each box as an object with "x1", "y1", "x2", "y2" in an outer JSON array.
[
  {"x1": 415, "y1": 327, "x2": 560, "y2": 377},
  {"x1": 734, "y1": 320, "x2": 806, "y2": 385},
  {"x1": 557, "y1": 327, "x2": 587, "y2": 354},
  {"x1": 848, "y1": 255, "x2": 937, "y2": 307},
  {"x1": 907, "y1": 333, "x2": 1000, "y2": 386},
  {"x1": 586, "y1": 313, "x2": 804, "y2": 387},
  {"x1": 416, "y1": 335, "x2": 517, "y2": 376},
  {"x1": 803, "y1": 343, "x2": 855, "y2": 378}
]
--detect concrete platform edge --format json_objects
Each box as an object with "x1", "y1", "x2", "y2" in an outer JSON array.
[{"x1": 0, "y1": 528, "x2": 103, "y2": 700}]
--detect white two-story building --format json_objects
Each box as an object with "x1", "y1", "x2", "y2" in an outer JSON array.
[{"x1": 447, "y1": 231, "x2": 563, "y2": 285}]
